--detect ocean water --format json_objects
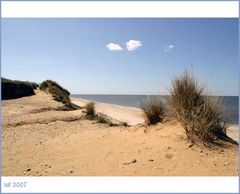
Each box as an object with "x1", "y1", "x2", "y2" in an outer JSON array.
[{"x1": 71, "y1": 94, "x2": 239, "y2": 124}]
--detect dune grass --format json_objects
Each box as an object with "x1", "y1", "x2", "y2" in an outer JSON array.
[
  {"x1": 85, "y1": 102, "x2": 95, "y2": 116},
  {"x1": 96, "y1": 113, "x2": 128, "y2": 127},
  {"x1": 189, "y1": 96, "x2": 227, "y2": 143},
  {"x1": 170, "y1": 71, "x2": 232, "y2": 146},
  {"x1": 170, "y1": 71, "x2": 204, "y2": 125},
  {"x1": 40, "y1": 80, "x2": 79, "y2": 110},
  {"x1": 84, "y1": 103, "x2": 128, "y2": 127},
  {"x1": 140, "y1": 96, "x2": 166, "y2": 125},
  {"x1": 96, "y1": 114, "x2": 108, "y2": 123}
]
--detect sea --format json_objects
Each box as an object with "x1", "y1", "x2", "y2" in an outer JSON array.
[{"x1": 71, "y1": 95, "x2": 239, "y2": 125}]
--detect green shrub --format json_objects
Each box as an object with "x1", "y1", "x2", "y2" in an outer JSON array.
[
  {"x1": 1, "y1": 78, "x2": 38, "y2": 100},
  {"x1": 140, "y1": 96, "x2": 165, "y2": 125},
  {"x1": 40, "y1": 80, "x2": 70, "y2": 102},
  {"x1": 118, "y1": 121, "x2": 128, "y2": 127},
  {"x1": 40, "y1": 80, "x2": 70, "y2": 94},
  {"x1": 40, "y1": 80, "x2": 78, "y2": 110},
  {"x1": 96, "y1": 114, "x2": 109, "y2": 123},
  {"x1": 96, "y1": 113, "x2": 128, "y2": 127}
]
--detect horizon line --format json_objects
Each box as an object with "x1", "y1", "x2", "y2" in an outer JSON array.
[{"x1": 71, "y1": 93, "x2": 239, "y2": 97}]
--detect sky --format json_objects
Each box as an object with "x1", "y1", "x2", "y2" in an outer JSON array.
[{"x1": 2, "y1": 18, "x2": 239, "y2": 95}]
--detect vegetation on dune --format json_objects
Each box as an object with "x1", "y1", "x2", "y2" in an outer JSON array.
[
  {"x1": 2, "y1": 72, "x2": 237, "y2": 148},
  {"x1": 96, "y1": 113, "x2": 128, "y2": 127},
  {"x1": 85, "y1": 102, "x2": 95, "y2": 116},
  {"x1": 140, "y1": 96, "x2": 166, "y2": 125},
  {"x1": 40, "y1": 80, "x2": 70, "y2": 96},
  {"x1": 118, "y1": 121, "x2": 128, "y2": 127},
  {"x1": 170, "y1": 71, "x2": 204, "y2": 125},
  {"x1": 170, "y1": 71, "x2": 236, "y2": 146},
  {"x1": 84, "y1": 102, "x2": 128, "y2": 127},
  {"x1": 96, "y1": 113, "x2": 108, "y2": 123},
  {"x1": 1, "y1": 78, "x2": 39, "y2": 100},
  {"x1": 40, "y1": 80, "x2": 79, "y2": 110}
]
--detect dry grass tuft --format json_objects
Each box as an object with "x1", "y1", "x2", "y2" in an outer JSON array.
[
  {"x1": 170, "y1": 71, "x2": 236, "y2": 146},
  {"x1": 85, "y1": 102, "x2": 95, "y2": 116},
  {"x1": 140, "y1": 96, "x2": 166, "y2": 125},
  {"x1": 170, "y1": 71, "x2": 204, "y2": 125}
]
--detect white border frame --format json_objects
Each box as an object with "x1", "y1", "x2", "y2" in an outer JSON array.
[
  {"x1": 1, "y1": 1, "x2": 239, "y2": 18},
  {"x1": 1, "y1": 1, "x2": 239, "y2": 193},
  {"x1": 1, "y1": 176, "x2": 239, "y2": 193}
]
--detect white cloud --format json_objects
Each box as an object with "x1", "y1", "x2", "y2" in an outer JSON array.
[
  {"x1": 106, "y1": 43, "x2": 123, "y2": 51},
  {"x1": 163, "y1": 44, "x2": 175, "y2": 52},
  {"x1": 126, "y1": 40, "x2": 142, "y2": 51}
]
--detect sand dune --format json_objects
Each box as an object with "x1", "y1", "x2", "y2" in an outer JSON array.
[{"x1": 2, "y1": 91, "x2": 238, "y2": 176}]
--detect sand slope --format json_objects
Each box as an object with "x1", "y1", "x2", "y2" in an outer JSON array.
[
  {"x1": 71, "y1": 97, "x2": 239, "y2": 142},
  {"x1": 2, "y1": 91, "x2": 238, "y2": 176}
]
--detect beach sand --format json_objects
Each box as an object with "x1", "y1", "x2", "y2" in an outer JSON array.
[
  {"x1": 71, "y1": 97, "x2": 239, "y2": 142},
  {"x1": 2, "y1": 90, "x2": 239, "y2": 176}
]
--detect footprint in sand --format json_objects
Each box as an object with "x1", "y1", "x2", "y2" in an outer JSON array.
[
  {"x1": 165, "y1": 153, "x2": 173, "y2": 159},
  {"x1": 123, "y1": 159, "x2": 137, "y2": 165}
]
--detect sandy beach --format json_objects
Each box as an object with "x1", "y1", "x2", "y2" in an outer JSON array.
[
  {"x1": 71, "y1": 97, "x2": 239, "y2": 142},
  {"x1": 2, "y1": 90, "x2": 239, "y2": 176}
]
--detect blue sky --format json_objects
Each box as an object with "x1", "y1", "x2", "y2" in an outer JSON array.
[{"x1": 2, "y1": 19, "x2": 238, "y2": 95}]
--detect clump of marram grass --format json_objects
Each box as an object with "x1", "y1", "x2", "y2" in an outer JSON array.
[
  {"x1": 170, "y1": 71, "x2": 236, "y2": 146},
  {"x1": 170, "y1": 71, "x2": 204, "y2": 125},
  {"x1": 140, "y1": 96, "x2": 166, "y2": 125},
  {"x1": 188, "y1": 96, "x2": 227, "y2": 143},
  {"x1": 85, "y1": 102, "x2": 95, "y2": 116}
]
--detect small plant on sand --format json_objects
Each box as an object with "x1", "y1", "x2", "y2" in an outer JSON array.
[
  {"x1": 140, "y1": 96, "x2": 166, "y2": 125},
  {"x1": 96, "y1": 113, "x2": 128, "y2": 127},
  {"x1": 170, "y1": 71, "x2": 235, "y2": 146},
  {"x1": 85, "y1": 102, "x2": 95, "y2": 116},
  {"x1": 118, "y1": 121, "x2": 128, "y2": 127},
  {"x1": 96, "y1": 114, "x2": 108, "y2": 123}
]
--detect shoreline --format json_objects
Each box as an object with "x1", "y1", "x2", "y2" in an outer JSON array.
[
  {"x1": 71, "y1": 95, "x2": 239, "y2": 123},
  {"x1": 71, "y1": 97, "x2": 144, "y2": 126},
  {"x1": 71, "y1": 96, "x2": 239, "y2": 142},
  {"x1": 2, "y1": 90, "x2": 238, "y2": 176}
]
